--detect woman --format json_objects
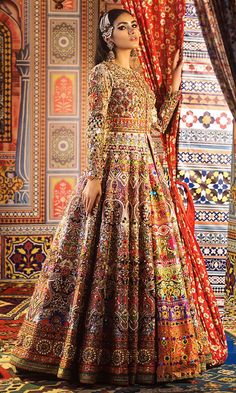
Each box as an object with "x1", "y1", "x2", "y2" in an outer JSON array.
[{"x1": 11, "y1": 8, "x2": 227, "y2": 386}]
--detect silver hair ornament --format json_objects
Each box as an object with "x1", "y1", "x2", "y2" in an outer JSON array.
[{"x1": 99, "y1": 12, "x2": 113, "y2": 45}]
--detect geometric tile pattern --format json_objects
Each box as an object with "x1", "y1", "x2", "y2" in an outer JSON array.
[
  {"x1": 178, "y1": 0, "x2": 233, "y2": 312},
  {"x1": 49, "y1": 18, "x2": 79, "y2": 65},
  {"x1": 178, "y1": 169, "x2": 231, "y2": 205},
  {"x1": 195, "y1": 210, "x2": 228, "y2": 222},
  {"x1": 46, "y1": 0, "x2": 90, "y2": 225},
  {"x1": 0, "y1": 0, "x2": 96, "y2": 278},
  {"x1": 48, "y1": 122, "x2": 77, "y2": 169}
]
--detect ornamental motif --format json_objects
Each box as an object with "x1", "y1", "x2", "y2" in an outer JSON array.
[
  {"x1": 51, "y1": 21, "x2": 77, "y2": 64},
  {"x1": 0, "y1": 163, "x2": 24, "y2": 204},
  {"x1": 198, "y1": 111, "x2": 215, "y2": 129},
  {"x1": 181, "y1": 110, "x2": 198, "y2": 128},
  {"x1": 50, "y1": 124, "x2": 77, "y2": 168},
  {"x1": 4, "y1": 235, "x2": 52, "y2": 279},
  {"x1": 54, "y1": 76, "x2": 73, "y2": 114}
]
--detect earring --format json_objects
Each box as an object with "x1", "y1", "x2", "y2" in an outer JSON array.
[
  {"x1": 107, "y1": 50, "x2": 115, "y2": 61},
  {"x1": 106, "y1": 40, "x2": 115, "y2": 61}
]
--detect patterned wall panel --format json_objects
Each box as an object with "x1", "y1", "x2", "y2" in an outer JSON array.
[
  {"x1": 48, "y1": 71, "x2": 78, "y2": 117},
  {"x1": 49, "y1": 0, "x2": 79, "y2": 13},
  {"x1": 47, "y1": 175, "x2": 77, "y2": 221},
  {"x1": 0, "y1": 1, "x2": 46, "y2": 222},
  {"x1": 49, "y1": 18, "x2": 79, "y2": 66},
  {"x1": 46, "y1": 0, "x2": 81, "y2": 225},
  {"x1": 178, "y1": 0, "x2": 233, "y2": 311},
  {"x1": 0, "y1": 0, "x2": 97, "y2": 281},
  {"x1": 48, "y1": 122, "x2": 78, "y2": 169}
]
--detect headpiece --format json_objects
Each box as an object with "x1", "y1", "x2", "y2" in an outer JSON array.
[{"x1": 99, "y1": 12, "x2": 113, "y2": 45}]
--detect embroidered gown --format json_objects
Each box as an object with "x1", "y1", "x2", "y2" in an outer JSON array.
[{"x1": 10, "y1": 60, "x2": 227, "y2": 386}]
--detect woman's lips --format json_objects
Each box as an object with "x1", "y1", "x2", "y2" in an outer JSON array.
[{"x1": 130, "y1": 37, "x2": 138, "y2": 41}]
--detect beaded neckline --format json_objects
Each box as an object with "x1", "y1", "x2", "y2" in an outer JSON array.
[{"x1": 104, "y1": 60, "x2": 134, "y2": 73}]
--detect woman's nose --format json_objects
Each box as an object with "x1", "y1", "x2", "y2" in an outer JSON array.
[{"x1": 128, "y1": 26, "x2": 135, "y2": 34}]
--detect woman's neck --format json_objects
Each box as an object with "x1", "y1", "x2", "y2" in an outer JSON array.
[{"x1": 113, "y1": 50, "x2": 131, "y2": 69}]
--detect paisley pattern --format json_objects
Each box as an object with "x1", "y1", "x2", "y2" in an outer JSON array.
[{"x1": 10, "y1": 61, "x2": 227, "y2": 386}]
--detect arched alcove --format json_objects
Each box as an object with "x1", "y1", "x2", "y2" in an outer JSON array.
[{"x1": 0, "y1": 6, "x2": 22, "y2": 152}]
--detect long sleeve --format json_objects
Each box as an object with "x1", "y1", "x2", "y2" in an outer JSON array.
[
  {"x1": 86, "y1": 63, "x2": 113, "y2": 180},
  {"x1": 151, "y1": 90, "x2": 181, "y2": 134}
]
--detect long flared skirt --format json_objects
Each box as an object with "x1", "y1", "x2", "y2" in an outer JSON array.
[{"x1": 10, "y1": 132, "x2": 227, "y2": 386}]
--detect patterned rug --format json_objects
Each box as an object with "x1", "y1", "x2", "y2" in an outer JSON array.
[{"x1": 0, "y1": 283, "x2": 236, "y2": 392}]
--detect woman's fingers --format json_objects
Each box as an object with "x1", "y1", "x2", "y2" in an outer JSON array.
[
  {"x1": 87, "y1": 197, "x2": 95, "y2": 215},
  {"x1": 95, "y1": 193, "x2": 101, "y2": 206},
  {"x1": 84, "y1": 194, "x2": 96, "y2": 215},
  {"x1": 81, "y1": 179, "x2": 102, "y2": 216}
]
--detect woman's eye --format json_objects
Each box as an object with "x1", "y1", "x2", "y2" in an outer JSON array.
[{"x1": 117, "y1": 23, "x2": 138, "y2": 30}]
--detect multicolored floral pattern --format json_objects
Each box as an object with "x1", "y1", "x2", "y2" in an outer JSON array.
[{"x1": 10, "y1": 61, "x2": 227, "y2": 386}]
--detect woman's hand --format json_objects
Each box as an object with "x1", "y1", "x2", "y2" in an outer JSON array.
[
  {"x1": 82, "y1": 178, "x2": 102, "y2": 216},
  {"x1": 171, "y1": 49, "x2": 183, "y2": 93}
]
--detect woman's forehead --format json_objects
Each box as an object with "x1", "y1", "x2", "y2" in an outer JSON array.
[{"x1": 113, "y1": 13, "x2": 136, "y2": 25}]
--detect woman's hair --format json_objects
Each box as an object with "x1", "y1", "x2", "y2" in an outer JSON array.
[{"x1": 94, "y1": 9, "x2": 133, "y2": 65}]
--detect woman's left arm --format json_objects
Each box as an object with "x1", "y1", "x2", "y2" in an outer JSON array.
[{"x1": 151, "y1": 49, "x2": 183, "y2": 134}]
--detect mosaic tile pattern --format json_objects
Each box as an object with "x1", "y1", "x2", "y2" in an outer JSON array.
[{"x1": 178, "y1": 0, "x2": 233, "y2": 311}]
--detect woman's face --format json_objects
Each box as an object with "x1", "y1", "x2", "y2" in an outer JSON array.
[{"x1": 111, "y1": 13, "x2": 140, "y2": 50}]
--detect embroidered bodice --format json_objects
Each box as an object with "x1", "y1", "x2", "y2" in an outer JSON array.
[{"x1": 86, "y1": 60, "x2": 181, "y2": 179}]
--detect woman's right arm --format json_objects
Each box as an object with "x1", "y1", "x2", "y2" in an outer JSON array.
[{"x1": 82, "y1": 63, "x2": 113, "y2": 215}]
